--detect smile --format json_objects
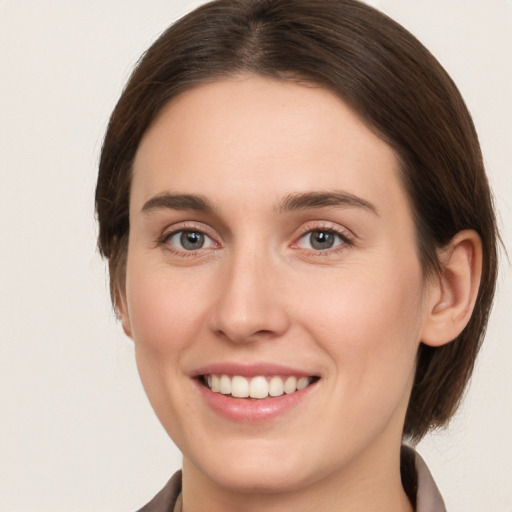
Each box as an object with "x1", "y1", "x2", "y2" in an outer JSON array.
[
  {"x1": 202, "y1": 374, "x2": 317, "y2": 399},
  {"x1": 193, "y1": 365, "x2": 321, "y2": 422}
]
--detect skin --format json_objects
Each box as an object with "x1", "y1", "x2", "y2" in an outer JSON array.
[{"x1": 119, "y1": 75, "x2": 480, "y2": 512}]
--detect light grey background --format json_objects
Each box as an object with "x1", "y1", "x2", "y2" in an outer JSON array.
[{"x1": 0, "y1": 1, "x2": 510, "y2": 510}]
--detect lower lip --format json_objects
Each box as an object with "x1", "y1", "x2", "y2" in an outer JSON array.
[{"x1": 195, "y1": 379, "x2": 318, "y2": 423}]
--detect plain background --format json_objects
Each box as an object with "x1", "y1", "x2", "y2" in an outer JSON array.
[{"x1": 0, "y1": 1, "x2": 511, "y2": 510}]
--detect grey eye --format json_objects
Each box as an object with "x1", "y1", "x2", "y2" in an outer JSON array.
[
  {"x1": 299, "y1": 230, "x2": 344, "y2": 251},
  {"x1": 168, "y1": 230, "x2": 214, "y2": 251},
  {"x1": 180, "y1": 231, "x2": 204, "y2": 250}
]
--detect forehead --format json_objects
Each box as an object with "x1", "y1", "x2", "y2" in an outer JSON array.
[{"x1": 131, "y1": 75, "x2": 406, "y2": 218}]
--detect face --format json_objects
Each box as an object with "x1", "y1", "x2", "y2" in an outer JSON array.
[{"x1": 122, "y1": 76, "x2": 435, "y2": 493}]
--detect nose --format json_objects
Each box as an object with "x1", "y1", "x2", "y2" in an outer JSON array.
[{"x1": 208, "y1": 248, "x2": 291, "y2": 344}]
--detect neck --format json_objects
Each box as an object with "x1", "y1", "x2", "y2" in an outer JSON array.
[{"x1": 181, "y1": 445, "x2": 414, "y2": 512}]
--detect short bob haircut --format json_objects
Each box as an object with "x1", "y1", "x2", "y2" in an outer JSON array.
[{"x1": 96, "y1": 0, "x2": 498, "y2": 442}]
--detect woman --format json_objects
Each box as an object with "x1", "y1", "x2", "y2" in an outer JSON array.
[{"x1": 95, "y1": 0, "x2": 498, "y2": 510}]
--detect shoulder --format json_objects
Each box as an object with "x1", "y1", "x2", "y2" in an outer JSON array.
[
  {"x1": 402, "y1": 445, "x2": 446, "y2": 512},
  {"x1": 135, "y1": 471, "x2": 182, "y2": 512}
]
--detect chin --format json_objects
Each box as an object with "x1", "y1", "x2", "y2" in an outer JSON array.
[
  {"x1": 211, "y1": 464, "x2": 309, "y2": 494},
  {"x1": 184, "y1": 441, "x2": 317, "y2": 494}
]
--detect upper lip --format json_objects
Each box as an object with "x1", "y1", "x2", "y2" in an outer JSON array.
[{"x1": 190, "y1": 362, "x2": 318, "y2": 379}]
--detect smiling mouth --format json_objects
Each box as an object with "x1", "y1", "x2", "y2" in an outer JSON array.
[{"x1": 201, "y1": 374, "x2": 320, "y2": 399}]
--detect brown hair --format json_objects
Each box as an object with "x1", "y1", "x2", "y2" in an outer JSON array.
[{"x1": 96, "y1": 0, "x2": 498, "y2": 441}]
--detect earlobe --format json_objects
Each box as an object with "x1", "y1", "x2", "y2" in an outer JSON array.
[
  {"x1": 116, "y1": 290, "x2": 133, "y2": 339},
  {"x1": 421, "y1": 230, "x2": 483, "y2": 347}
]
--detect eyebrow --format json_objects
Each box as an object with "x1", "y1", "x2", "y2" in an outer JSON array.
[
  {"x1": 140, "y1": 190, "x2": 379, "y2": 216},
  {"x1": 276, "y1": 191, "x2": 379, "y2": 216},
  {"x1": 141, "y1": 193, "x2": 215, "y2": 214}
]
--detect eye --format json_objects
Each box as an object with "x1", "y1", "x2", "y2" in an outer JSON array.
[
  {"x1": 166, "y1": 230, "x2": 216, "y2": 251},
  {"x1": 297, "y1": 229, "x2": 346, "y2": 251}
]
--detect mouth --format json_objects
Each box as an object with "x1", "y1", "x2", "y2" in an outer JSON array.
[
  {"x1": 200, "y1": 374, "x2": 320, "y2": 399},
  {"x1": 193, "y1": 365, "x2": 321, "y2": 421}
]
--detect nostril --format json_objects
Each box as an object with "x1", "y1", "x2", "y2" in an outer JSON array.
[
  {"x1": 214, "y1": 326, "x2": 282, "y2": 344},
  {"x1": 208, "y1": 274, "x2": 291, "y2": 343},
  {"x1": 254, "y1": 329, "x2": 277, "y2": 337}
]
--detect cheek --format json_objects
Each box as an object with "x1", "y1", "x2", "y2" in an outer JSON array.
[
  {"x1": 124, "y1": 264, "x2": 214, "y2": 430},
  {"x1": 298, "y1": 259, "x2": 426, "y2": 389},
  {"x1": 126, "y1": 265, "x2": 210, "y2": 355}
]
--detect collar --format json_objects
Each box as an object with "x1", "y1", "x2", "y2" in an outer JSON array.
[{"x1": 413, "y1": 448, "x2": 447, "y2": 512}]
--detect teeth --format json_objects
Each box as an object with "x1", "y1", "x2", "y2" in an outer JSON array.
[
  {"x1": 219, "y1": 375, "x2": 231, "y2": 394},
  {"x1": 211, "y1": 375, "x2": 220, "y2": 392},
  {"x1": 249, "y1": 376, "x2": 268, "y2": 399},
  {"x1": 231, "y1": 376, "x2": 249, "y2": 398},
  {"x1": 204, "y1": 374, "x2": 313, "y2": 399},
  {"x1": 284, "y1": 376, "x2": 297, "y2": 394},
  {"x1": 269, "y1": 376, "x2": 284, "y2": 397},
  {"x1": 297, "y1": 376, "x2": 310, "y2": 390}
]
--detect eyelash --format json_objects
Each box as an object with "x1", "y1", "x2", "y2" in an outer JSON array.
[
  {"x1": 157, "y1": 222, "x2": 354, "y2": 257},
  {"x1": 292, "y1": 222, "x2": 354, "y2": 256},
  {"x1": 157, "y1": 223, "x2": 219, "y2": 257}
]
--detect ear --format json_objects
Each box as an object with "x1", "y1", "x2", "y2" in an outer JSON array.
[
  {"x1": 421, "y1": 230, "x2": 483, "y2": 347},
  {"x1": 116, "y1": 289, "x2": 133, "y2": 339}
]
